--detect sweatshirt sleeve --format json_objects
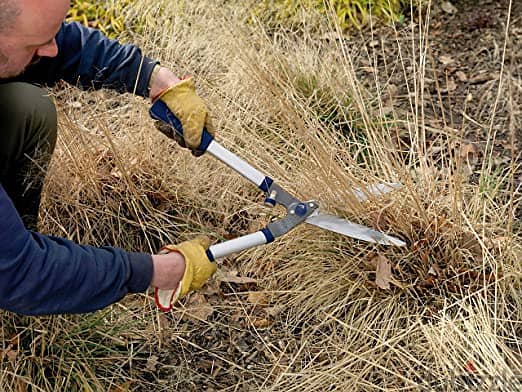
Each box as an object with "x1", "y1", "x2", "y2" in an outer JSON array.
[
  {"x1": 16, "y1": 21, "x2": 158, "y2": 97},
  {"x1": 0, "y1": 184, "x2": 153, "y2": 315}
]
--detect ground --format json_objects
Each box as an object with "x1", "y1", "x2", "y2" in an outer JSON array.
[
  {"x1": 128, "y1": 1, "x2": 521, "y2": 390},
  {"x1": 391, "y1": 0, "x2": 521, "y2": 183}
]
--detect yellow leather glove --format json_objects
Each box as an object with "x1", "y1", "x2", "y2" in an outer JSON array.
[
  {"x1": 155, "y1": 236, "x2": 217, "y2": 311},
  {"x1": 153, "y1": 77, "x2": 214, "y2": 154}
]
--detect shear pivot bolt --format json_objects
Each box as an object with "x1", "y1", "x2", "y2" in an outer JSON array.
[{"x1": 294, "y1": 203, "x2": 307, "y2": 217}]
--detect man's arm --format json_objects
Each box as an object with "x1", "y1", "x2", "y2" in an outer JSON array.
[
  {"x1": 16, "y1": 21, "x2": 158, "y2": 97},
  {"x1": 0, "y1": 184, "x2": 153, "y2": 315}
]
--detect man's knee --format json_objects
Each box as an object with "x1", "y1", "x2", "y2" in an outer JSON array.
[{"x1": 0, "y1": 82, "x2": 58, "y2": 168}]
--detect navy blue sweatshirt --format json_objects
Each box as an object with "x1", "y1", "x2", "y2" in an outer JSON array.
[{"x1": 0, "y1": 22, "x2": 158, "y2": 315}]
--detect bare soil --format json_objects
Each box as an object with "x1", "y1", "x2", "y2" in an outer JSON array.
[{"x1": 388, "y1": 0, "x2": 521, "y2": 184}]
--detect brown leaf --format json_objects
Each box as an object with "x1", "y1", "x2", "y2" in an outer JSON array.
[
  {"x1": 373, "y1": 255, "x2": 392, "y2": 290},
  {"x1": 197, "y1": 359, "x2": 214, "y2": 371},
  {"x1": 15, "y1": 380, "x2": 27, "y2": 392},
  {"x1": 247, "y1": 291, "x2": 268, "y2": 306},
  {"x1": 199, "y1": 281, "x2": 220, "y2": 296},
  {"x1": 441, "y1": 1, "x2": 457, "y2": 14},
  {"x1": 418, "y1": 275, "x2": 436, "y2": 289},
  {"x1": 459, "y1": 143, "x2": 479, "y2": 159},
  {"x1": 146, "y1": 355, "x2": 159, "y2": 372},
  {"x1": 369, "y1": 211, "x2": 387, "y2": 231},
  {"x1": 428, "y1": 263, "x2": 442, "y2": 277},
  {"x1": 443, "y1": 79, "x2": 457, "y2": 93},
  {"x1": 361, "y1": 66, "x2": 376, "y2": 74},
  {"x1": 1, "y1": 346, "x2": 18, "y2": 364},
  {"x1": 218, "y1": 270, "x2": 257, "y2": 285},
  {"x1": 264, "y1": 305, "x2": 285, "y2": 318},
  {"x1": 456, "y1": 71, "x2": 467, "y2": 82},
  {"x1": 109, "y1": 381, "x2": 133, "y2": 392},
  {"x1": 439, "y1": 55, "x2": 455, "y2": 65},
  {"x1": 183, "y1": 293, "x2": 214, "y2": 321},
  {"x1": 251, "y1": 317, "x2": 272, "y2": 329},
  {"x1": 421, "y1": 250, "x2": 430, "y2": 264},
  {"x1": 460, "y1": 231, "x2": 483, "y2": 260},
  {"x1": 469, "y1": 72, "x2": 499, "y2": 84}
]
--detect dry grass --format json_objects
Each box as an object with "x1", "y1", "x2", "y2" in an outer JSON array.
[{"x1": 1, "y1": 0, "x2": 521, "y2": 390}]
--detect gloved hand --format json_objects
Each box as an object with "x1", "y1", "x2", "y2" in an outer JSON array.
[
  {"x1": 152, "y1": 77, "x2": 215, "y2": 156},
  {"x1": 154, "y1": 236, "x2": 217, "y2": 312}
]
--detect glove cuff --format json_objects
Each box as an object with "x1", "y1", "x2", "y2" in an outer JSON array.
[
  {"x1": 151, "y1": 76, "x2": 194, "y2": 102},
  {"x1": 155, "y1": 283, "x2": 182, "y2": 312},
  {"x1": 158, "y1": 245, "x2": 194, "y2": 299}
]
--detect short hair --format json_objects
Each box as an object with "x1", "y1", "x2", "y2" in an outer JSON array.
[{"x1": 0, "y1": 0, "x2": 21, "y2": 33}]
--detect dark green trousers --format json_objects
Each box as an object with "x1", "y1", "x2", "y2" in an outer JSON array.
[{"x1": 0, "y1": 82, "x2": 58, "y2": 230}]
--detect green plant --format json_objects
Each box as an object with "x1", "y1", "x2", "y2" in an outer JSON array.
[
  {"x1": 0, "y1": 308, "x2": 148, "y2": 390},
  {"x1": 67, "y1": 0, "x2": 133, "y2": 39},
  {"x1": 254, "y1": 0, "x2": 412, "y2": 30}
]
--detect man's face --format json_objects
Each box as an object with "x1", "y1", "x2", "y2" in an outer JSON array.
[{"x1": 0, "y1": 0, "x2": 70, "y2": 78}]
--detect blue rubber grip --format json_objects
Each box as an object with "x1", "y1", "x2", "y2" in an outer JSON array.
[
  {"x1": 259, "y1": 176, "x2": 273, "y2": 193},
  {"x1": 261, "y1": 228, "x2": 275, "y2": 243},
  {"x1": 149, "y1": 99, "x2": 213, "y2": 153},
  {"x1": 206, "y1": 249, "x2": 215, "y2": 262}
]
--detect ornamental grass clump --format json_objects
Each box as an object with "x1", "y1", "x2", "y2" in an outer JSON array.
[{"x1": 0, "y1": 0, "x2": 520, "y2": 390}]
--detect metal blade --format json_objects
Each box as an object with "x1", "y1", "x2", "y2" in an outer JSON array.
[
  {"x1": 352, "y1": 182, "x2": 402, "y2": 202},
  {"x1": 306, "y1": 213, "x2": 406, "y2": 246}
]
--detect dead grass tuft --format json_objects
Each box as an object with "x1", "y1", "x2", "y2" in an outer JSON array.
[{"x1": 1, "y1": 0, "x2": 520, "y2": 390}]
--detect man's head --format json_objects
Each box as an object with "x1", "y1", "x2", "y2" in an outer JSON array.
[{"x1": 0, "y1": 0, "x2": 70, "y2": 78}]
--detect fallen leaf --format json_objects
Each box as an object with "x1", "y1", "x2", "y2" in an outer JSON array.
[
  {"x1": 459, "y1": 143, "x2": 479, "y2": 159},
  {"x1": 247, "y1": 291, "x2": 268, "y2": 306},
  {"x1": 373, "y1": 255, "x2": 392, "y2": 290},
  {"x1": 251, "y1": 317, "x2": 272, "y2": 329},
  {"x1": 264, "y1": 305, "x2": 285, "y2": 318},
  {"x1": 464, "y1": 360, "x2": 477, "y2": 373},
  {"x1": 456, "y1": 71, "x2": 467, "y2": 82},
  {"x1": 184, "y1": 293, "x2": 214, "y2": 321},
  {"x1": 361, "y1": 66, "x2": 376, "y2": 74},
  {"x1": 197, "y1": 359, "x2": 214, "y2": 371},
  {"x1": 469, "y1": 72, "x2": 499, "y2": 84},
  {"x1": 418, "y1": 275, "x2": 436, "y2": 289},
  {"x1": 199, "y1": 281, "x2": 220, "y2": 296},
  {"x1": 218, "y1": 271, "x2": 257, "y2": 285},
  {"x1": 1, "y1": 346, "x2": 18, "y2": 364},
  {"x1": 441, "y1": 1, "x2": 457, "y2": 14},
  {"x1": 370, "y1": 211, "x2": 387, "y2": 231},
  {"x1": 443, "y1": 79, "x2": 457, "y2": 92},
  {"x1": 439, "y1": 55, "x2": 455, "y2": 65},
  {"x1": 67, "y1": 101, "x2": 82, "y2": 109},
  {"x1": 146, "y1": 355, "x2": 159, "y2": 372},
  {"x1": 428, "y1": 263, "x2": 442, "y2": 277},
  {"x1": 16, "y1": 381, "x2": 27, "y2": 392},
  {"x1": 110, "y1": 168, "x2": 123, "y2": 178},
  {"x1": 109, "y1": 381, "x2": 133, "y2": 392}
]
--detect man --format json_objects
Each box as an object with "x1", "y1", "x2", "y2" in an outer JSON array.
[{"x1": 0, "y1": 0, "x2": 217, "y2": 315}]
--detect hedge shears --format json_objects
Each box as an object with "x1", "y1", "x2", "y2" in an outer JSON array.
[
  {"x1": 150, "y1": 100, "x2": 405, "y2": 260},
  {"x1": 151, "y1": 98, "x2": 406, "y2": 309}
]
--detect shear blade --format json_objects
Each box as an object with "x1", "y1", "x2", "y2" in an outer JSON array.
[
  {"x1": 352, "y1": 182, "x2": 402, "y2": 202},
  {"x1": 305, "y1": 213, "x2": 406, "y2": 246}
]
